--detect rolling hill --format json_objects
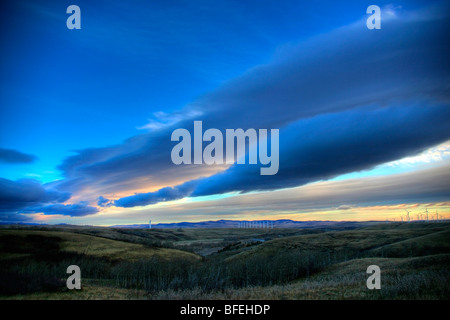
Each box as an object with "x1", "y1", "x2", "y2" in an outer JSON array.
[{"x1": 0, "y1": 222, "x2": 449, "y2": 299}]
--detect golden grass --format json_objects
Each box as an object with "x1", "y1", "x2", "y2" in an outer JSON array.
[{"x1": 0, "y1": 229, "x2": 200, "y2": 262}]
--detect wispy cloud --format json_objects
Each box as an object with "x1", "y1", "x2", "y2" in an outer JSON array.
[
  {"x1": 386, "y1": 141, "x2": 450, "y2": 167},
  {"x1": 137, "y1": 109, "x2": 203, "y2": 131}
]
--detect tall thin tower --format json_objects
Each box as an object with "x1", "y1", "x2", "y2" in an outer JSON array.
[
  {"x1": 404, "y1": 209, "x2": 411, "y2": 222},
  {"x1": 149, "y1": 219, "x2": 152, "y2": 229}
]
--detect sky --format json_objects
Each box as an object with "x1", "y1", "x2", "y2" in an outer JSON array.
[{"x1": 1, "y1": 0, "x2": 449, "y2": 225}]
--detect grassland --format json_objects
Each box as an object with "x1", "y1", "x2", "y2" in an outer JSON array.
[{"x1": 0, "y1": 222, "x2": 449, "y2": 300}]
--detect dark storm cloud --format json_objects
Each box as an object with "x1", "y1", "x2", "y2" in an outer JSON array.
[
  {"x1": 0, "y1": 178, "x2": 70, "y2": 211},
  {"x1": 0, "y1": 212, "x2": 33, "y2": 223},
  {"x1": 0, "y1": 148, "x2": 37, "y2": 164},
  {"x1": 133, "y1": 164, "x2": 450, "y2": 219},
  {"x1": 113, "y1": 181, "x2": 197, "y2": 207},
  {"x1": 190, "y1": 103, "x2": 450, "y2": 196},
  {"x1": 114, "y1": 103, "x2": 450, "y2": 207},
  {"x1": 192, "y1": 8, "x2": 450, "y2": 131},
  {"x1": 56, "y1": 6, "x2": 450, "y2": 207},
  {"x1": 30, "y1": 202, "x2": 99, "y2": 217},
  {"x1": 52, "y1": 129, "x2": 211, "y2": 198},
  {"x1": 0, "y1": 178, "x2": 98, "y2": 218},
  {"x1": 97, "y1": 195, "x2": 112, "y2": 207}
]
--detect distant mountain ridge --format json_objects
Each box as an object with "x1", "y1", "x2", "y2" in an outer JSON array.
[
  {"x1": 110, "y1": 219, "x2": 381, "y2": 229},
  {"x1": 0, "y1": 219, "x2": 383, "y2": 229}
]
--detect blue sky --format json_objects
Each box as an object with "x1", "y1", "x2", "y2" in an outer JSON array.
[{"x1": 1, "y1": 0, "x2": 449, "y2": 224}]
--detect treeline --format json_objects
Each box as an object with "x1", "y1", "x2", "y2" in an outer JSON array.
[{"x1": 0, "y1": 247, "x2": 352, "y2": 295}]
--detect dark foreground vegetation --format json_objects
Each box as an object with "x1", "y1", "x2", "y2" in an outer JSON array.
[{"x1": 0, "y1": 222, "x2": 449, "y2": 299}]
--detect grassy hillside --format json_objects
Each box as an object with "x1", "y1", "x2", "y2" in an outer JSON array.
[
  {"x1": 366, "y1": 228, "x2": 450, "y2": 258},
  {"x1": 224, "y1": 223, "x2": 450, "y2": 262},
  {"x1": 0, "y1": 225, "x2": 320, "y2": 255},
  {"x1": 0, "y1": 229, "x2": 200, "y2": 261},
  {"x1": 1, "y1": 222, "x2": 449, "y2": 299},
  {"x1": 0, "y1": 229, "x2": 200, "y2": 296},
  {"x1": 148, "y1": 254, "x2": 450, "y2": 300}
]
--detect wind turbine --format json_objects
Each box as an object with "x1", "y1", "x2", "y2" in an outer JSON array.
[
  {"x1": 425, "y1": 208, "x2": 429, "y2": 221},
  {"x1": 404, "y1": 209, "x2": 411, "y2": 222}
]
